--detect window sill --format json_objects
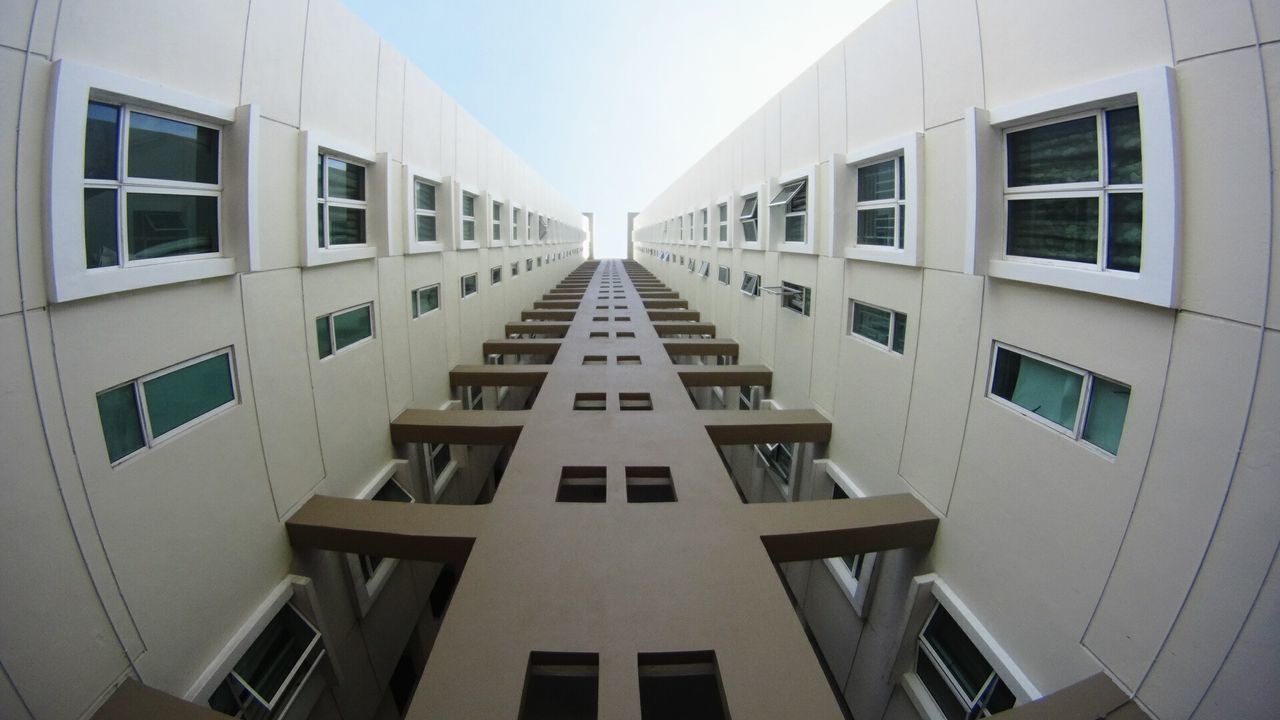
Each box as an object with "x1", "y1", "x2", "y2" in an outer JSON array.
[
  {"x1": 988, "y1": 258, "x2": 1170, "y2": 306},
  {"x1": 308, "y1": 246, "x2": 377, "y2": 267},
  {"x1": 844, "y1": 245, "x2": 919, "y2": 267},
  {"x1": 52, "y1": 257, "x2": 237, "y2": 304},
  {"x1": 406, "y1": 241, "x2": 445, "y2": 255}
]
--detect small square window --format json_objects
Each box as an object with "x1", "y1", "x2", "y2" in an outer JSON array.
[
  {"x1": 491, "y1": 265, "x2": 502, "y2": 285},
  {"x1": 526, "y1": 258, "x2": 534, "y2": 272},
  {"x1": 769, "y1": 179, "x2": 807, "y2": 244},
  {"x1": 519, "y1": 652, "x2": 598, "y2": 720},
  {"x1": 741, "y1": 272, "x2": 761, "y2": 297},
  {"x1": 461, "y1": 191, "x2": 477, "y2": 243},
  {"x1": 915, "y1": 605, "x2": 1016, "y2": 718},
  {"x1": 589, "y1": 331, "x2": 608, "y2": 338},
  {"x1": 317, "y1": 303, "x2": 374, "y2": 359},
  {"x1": 412, "y1": 284, "x2": 440, "y2": 318},
  {"x1": 593, "y1": 316, "x2": 609, "y2": 322},
  {"x1": 556, "y1": 467, "x2": 607, "y2": 503},
  {"x1": 850, "y1": 301, "x2": 906, "y2": 354},
  {"x1": 717, "y1": 265, "x2": 730, "y2": 285},
  {"x1": 615, "y1": 316, "x2": 631, "y2": 322},
  {"x1": 739, "y1": 194, "x2": 759, "y2": 243},
  {"x1": 460, "y1": 273, "x2": 478, "y2": 298},
  {"x1": 855, "y1": 157, "x2": 905, "y2": 249},
  {"x1": 317, "y1": 154, "x2": 368, "y2": 249},
  {"x1": 619, "y1": 392, "x2": 652, "y2": 411},
  {"x1": 573, "y1": 393, "x2": 607, "y2": 411},
  {"x1": 625, "y1": 467, "x2": 675, "y2": 503},
  {"x1": 412, "y1": 177, "x2": 438, "y2": 246},
  {"x1": 207, "y1": 603, "x2": 324, "y2": 718}
]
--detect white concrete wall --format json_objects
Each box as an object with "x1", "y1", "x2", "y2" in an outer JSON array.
[
  {"x1": 635, "y1": 2, "x2": 1280, "y2": 719},
  {"x1": 0, "y1": 0, "x2": 583, "y2": 718}
]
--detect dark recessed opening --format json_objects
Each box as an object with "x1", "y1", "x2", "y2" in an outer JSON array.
[
  {"x1": 574, "y1": 393, "x2": 607, "y2": 411},
  {"x1": 594, "y1": 316, "x2": 609, "y2": 321},
  {"x1": 429, "y1": 564, "x2": 459, "y2": 618},
  {"x1": 596, "y1": 304, "x2": 609, "y2": 309},
  {"x1": 616, "y1": 355, "x2": 641, "y2": 365},
  {"x1": 520, "y1": 652, "x2": 599, "y2": 720},
  {"x1": 619, "y1": 392, "x2": 652, "y2": 411},
  {"x1": 626, "y1": 466, "x2": 675, "y2": 502},
  {"x1": 582, "y1": 355, "x2": 607, "y2": 365},
  {"x1": 638, "y1": 651, "x2": 728, "y2": 720},
  {"x1": 557, "y1": 467, "x2": 607, "y2": 503},
  {"x1": 589, "y1": 331, "x2": 609, "y2": 338},
  {"x1": 616, "y1": 331, "x2": 635, "y2": 338},
  {"x1": 615, "y1": 305, "x2": 627, "y2": 309},
  {"x1": 615, "y1": 316, "x2": 631, "y2": 322}
]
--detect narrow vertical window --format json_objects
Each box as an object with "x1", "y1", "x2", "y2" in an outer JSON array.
[
  {"x1": 855, "y1": 157, "x2": 905, "y2": 248},
  {"x1": 414, "y1": 179, "x2": 437, "y2": 244}
]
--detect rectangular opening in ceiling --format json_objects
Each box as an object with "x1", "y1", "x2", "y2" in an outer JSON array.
[
  {"x1": 590, "y1": 332, "x2": 609, "y2": 338},
  {"x1": 556, "y1": 467, "x2": 607, "y2": 503},
  {"x1": 637, "y1": 650, "x2": 728, "y2": 719},
  {"x1": 573, "y1": 393, "x2": 607, "y2": 411},
  {"x1": 582, "y1": 355, "x2": 607, "y2": 365},
  {"x1": 616, "y1": 331, "x2": 636, "y2": 338},
  {"x1": 619, "y1": 393, "x2": 653, "y2": 411},
  {"x1": 519, "y1": 652, "x2": 599, "y2": 720},
  {"x1": 616, "y1": 356, "x2": 641, "y2": 365},
  {"x1": 626, "y1": 466, "x2": 675, "y2": 502},
  {"x1": 594, "y1": 316, "x2": 609, "y2": 322},
  {"x1": 615, "y1": 316, "x2": 631, "y2": 322}
]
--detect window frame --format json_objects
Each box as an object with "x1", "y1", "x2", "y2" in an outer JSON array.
[
  {"x1": 411, "y1": 283, "x2": 439, "y2": 319},
  {"x1": 986, "y1": 342, "x2": 1129, "y2": 456},
  {"x1": 301, "y1": 131, "x2": 381, "y2": 267},
  {"x1": 717, "y1": 199, "x2": 730, "y2": 244},
  {"x1": 738, "y1": 191, "x2": 761, "y2": 247},
  {"x1": 458, "y1": 188, "x2": 479, "y2": 248},
  {"x1": 755, "y1": 441, "x2": 797, "y2": 500},
  {"x1": 820, "y1": 461, "x2": 879, "y2": 618},
  {"x1": 316, "y1": 302, "x2": 375, "y2": 359},
  {"x1": 46, "y1": 59, "x2": 252, "y2": 303},
  {"x1": 490, "y1": 198, "x2": 504, "y2": 245},
  {"x1": 97, "y1": 347, "x2": 239, "y2": 466},
  {"x1": 849, "y1": 300, "x2": 907, "y2": 354},
  {"x1": 343, "y1": 460, "x2": 414, "y2": 616},
  {"x1": 717, "y1": 265, "x2": 730, "y2": 285},
  {"x1": 767, "y1": 168, "x2": 816, "y2": 252},
  {"x1": 779, "y1": 281, "x2": 811, "y2": 317},
  {"x1": 424, "y1": 441, "x2": 459, "y2": 503},
  {"x1": 700, "y1": 207, "x2": 709, "y2": 244},
  {"x1": 511, "y1": 206, "x2": 523, "y2": 244},
  {"x1": 460, "y1": 272, "x2": 478, "y2": 298},
  {"x1": 403, "y1": 165, "x2": 445, "y2": 254},
  {"x1": 841, "y1": 133, "x2": 923, "y2": 266},
  {"x1": 740, "y1": 271, "x2": 761, "y2": 297},
  {"x1": 968, "y1": 65, "x2": 1178, "y2": 307},
  {"x1": 490, "y1": 265, "x2": 502, "y2": 285}
]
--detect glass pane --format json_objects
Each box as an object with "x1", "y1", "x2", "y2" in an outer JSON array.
[
  {"x1": 416, "y1": 214, "x2": 436, "y2": 243},
  {"x1": 325, "y1": 157, "x2": 364, "y2": 200},
  {"x1": 142, "y1": 353, "x2": 235, "y2": 438},
  {"x1": 719, "y1": 224, "x2": 727, "y2": 243},
  {"x1": 84, "y1": 101, "x2": 120, "y2": 180},
  {"x1": 96, "y1": 384, "x2": 145, "y2": 463},
  {"x1": 984, "y1": 679, "x2": 1016, "y2": 714},
  {"x1": 493, "y1": 222, "x2": 501, "y2": 241},
  {"x1": 84, "y1": 188, "x2": 119, "y2": 268},
  {"x1": 231, "y1": 606, "x2": 315, "y2": 705},
  {"x1": 419, "y1": 286, "x2": 439, "y2": 315},
  {"x1": 857, "y1": 207, "x2": 897, "y2": 247},
  {"x1": 916, "y1": 649, "x2": 969, "y2": 720},
  {"x1": 1083, "y1": 377, "x2": 1130, "y2": 454},
  {"x1": 991, "y1": 347, "x2": 1083, "y2": 431},
  {"x1": 333, "y1": 306, "x2": 373, "y2": 351},
  {"x1": 373, "y1": 479, "x2": 412, "y2": 503},
  {"x1": 1007, "y1": 116, "x2": 1098, "y2": 187},
  {"x1": 127, "y1": 112, "x2": 218, "y2": 184},
  {"x1": 858, "y1": 159, "x2": 896, "y2": 202},
  {"x1": 1106, "y1": 193, "x2": 1142, "y2": 272},
  {"x1": 785, "y1": 215, "x2": 805, "y2": 243},
  {"x1": 463, "y1": 219, "x2": 475, "y2": 242},
  {"x1": 742, "y1": 221, "x2": 757, "y2": 243},
  {"x1": 317, "y1": 203, "x2": 324, "y2": 248},
  {"x1": 718, "y1": 204, "x2": 727, "y2": 221},
  {"x1": 1106, "y1": 107, "x2": 1142, "y2": 185},
  {"x1": 740, "y1": 196, "x2": 757, "y2": 220},
  {"x1": 462, "y1": 193, "x2": 475, "y2": 218},
  {"x1": 892, "y1": 313, "x2": 906, "y2": 354},
  {"x1": 327, "y1": 206, "x2": 366, "y2": 245},
  {"x1": 126, "y1": 193, "x2": 218, "y2": 260},
  {"x1": 316, "y1": 317, "x2": 332, "y2": 358},
  {"x1": 852, "y1": 304, "x2": 891, "y2": 346},
  {"x1": 922, "y1": 608, "x2": 993, "y2": 702},
  {"x1": 415, "y1": 180, "x2": 435, "y2": 211},
  {"x1": 789, "y1": 181, "x2": 807, "y2": 212},
  {"x1": 431, "y1": 443, "x2": 452, "y2": 478},
  {"x1": 1006, "y1": 197, "x2": 1098, "y2": 264}
]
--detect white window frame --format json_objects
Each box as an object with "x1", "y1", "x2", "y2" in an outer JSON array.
[
  {"x1": 897, "y1": 575, "x2": 1039, "y2": 719},
  {"x1": 717, "y1": 265, "x2": 730, "y2": 285},
  {"x1": 767, "y1": 167, "x2": 816, "y2": 253},
  {"x1": 849, "y1": 299, "x2": 907, "y2": 355},
  {"x1": 717, "y1": 198, "x2": 730, "y2": 244},
  {"x1": 458, "y1": 187, "x2": 479, "y2": 249},
  {"x1": 424, "y1": 440, "x2": 459, "y2": 503},
  {"x1": 779, "y1": 281, "x2": 811, "y2": 317},
  {"x1": 490, "y1": 198, "x2": 504, "y2": 245},
  {"x1": 403, "y1": 165, "x2": 446, "y2": 254},
  {"x1": 46, "y1": 60, "x2": 255, "y2": 303},
  {"x1": 98, "y1": 347, "x2": 239, "y2": 466},
  {"x1": 317, "y1": 302, "x2": 375, "y2": 359},
  {"x1": 817, "y1": 460, "x2": 879, "y2": 618},
  {"x1": 344, "y1": 460, "x2": 413, "y2": 616},
  {"x1": 839, "y1": 133, "x2": 923, "y2": 266},
  {"x1": 755, "y1": 441, "x2": 797, "y2": 500},
  {"x1": 985, "y1": 341, "x2": 1128, "y2": 456},
  {"x1": 460, "y1": 272, "x2": 478, "y2": 298},
  {"x1": 411, "y1": 283, "x2": 439, "y2": 319},
  {"x1": 301, "y1": 131, "x2": 383, "y2": 267},
  {"x1": 512, "y1": 206, "x2": 523, "y2": 245},
  {"x1": 741, "y1": 271, "x2": 761, "y2": 297},
  {"x1": 700, "y1": 207, "x2": 709, "y2": 244},
  {"x1": 511, "y1": 261, "x2": 520, "y2": 277},
  {"x1": 967, "y1": 65, "x2": 1178, "y2": 307},
  {"x1": 490, "y1": 265, "x2": 502, "y2": 285}
]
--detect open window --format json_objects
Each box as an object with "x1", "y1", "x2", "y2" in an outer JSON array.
[{"x1": 344, "y1": 460, "x2": 414, "y2": 616}]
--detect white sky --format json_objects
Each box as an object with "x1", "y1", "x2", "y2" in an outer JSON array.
[{"x1": 341, "y1": 0, "x2": 893, "y2": 257}]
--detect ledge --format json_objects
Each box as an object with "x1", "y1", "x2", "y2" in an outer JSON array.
[
  {"x1": 390, "y1": 408, "x2": 528, "y2": 444},
  {"x1": 450, "y1": 364, "x2": 551, "y2": 387},
  {"x1": 653, "y1": 322, "x2": 716, "y2": 337},
  {"x1": 285, "y1": 495, "x2": 480, "y2": 567},
  {"x1": 747, "y1": 494, "x2": 938, "y2": 562},
  {"x1": 700, "y1": 409, "x2": 831, "y2": 444},
  {"x1": 677, "y1": 365, "x2": 772, "y2": 388},
  {"x1": 664, "y1": 338, "x2": 739, "y2": 357}
]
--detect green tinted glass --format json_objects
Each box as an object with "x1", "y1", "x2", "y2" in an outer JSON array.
[
  {"x1": 463, "y1": 219, "x2": 475, "y2": 242},
  {"x1": 857, "y1": 159, "x2": 896, "y2": 202},
  {"x1": 857, "y1": 207, "x2": 896, "y2": 247},
  {"x1": 418, "y1": 286, "x2": 439, "y2": 315},
  {"x1": 416, "y1": 214, "x2": 436, "y2": 243},
  {"x1": 415, "y1": 180, "x2": 435, "y2": 211},
  {"x1": 142, "y1": 353, "x2": 234, "y2": 438},
  {"x1": 784, "y1": 215, "x2": 804, "y2": 243},
  {"x1": 852, "y1": 304, "x2": 891, "y2": 346},
  {"x1": 1007, "y1": 116, "x2": 1098, "y2": 187},
  {"x1": 316, "y1": 317, "x2": 332, "y2": 358},
  {"x1": 892, "y1": 313, "x2": 906, "y2": 354},
  {"x1": 462, "y1": 193, "x2": 475, "y2": 217},
  {"x1": 325, "y1": 156, "x2": 364, "y2": 200},
  {"x1": 1006, "y1": 197, "x2": 1098, "y2": 264},
  {"x1": 327, "y1": 206, "x2": 365, "y2": 245},
  {"x1": 1083, "y1": 377, "x2": 1130, "y2": 454},
  {"x1": 1106, "y1": 193, "x2": 1142, "y2": 272},
  {"x1": 96, "y1": 384, "x2": 145, "y2": 462},
  {"x1": 127, "y1": 112, "x2": 218, "y2": 184},
  {"x1": 84, "y1": 101, "x2": 120, "y2": 180},
  {"x1": 126, "y1": 193, "x2": 218, "y2": 260},
  {"x1": 1106, "y1": 107, "x2": 1142, "y2": 185},
  {"x1": 991, "y1": 347, "x2": 1083, "y2": 431},
  {"x1": 84, "y1": 188, "x2": 119, "y2": 268},
  {"x1": 332, "y1": 306, "x2": 372, "y2": 351}
]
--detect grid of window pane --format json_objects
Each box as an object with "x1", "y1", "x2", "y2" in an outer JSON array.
[
  {"x1": 1006, "y1": 116, "x2": 1098, "y2": 187},
  {"x1": 857, "y1": 207, "x2": 897, "y2": 247},
  {"x1": 141, "y1": 353, "x2": 235, "y2": 438},
  {"x1": 461, "y1": 274, "x2": 477, "y2": 297}
]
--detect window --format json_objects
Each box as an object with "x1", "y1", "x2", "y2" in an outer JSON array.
[
  {"x1": 718, "y1": 202, "x2": 728, "y2": 243},
  {"x1": 344, "y1": 462, "x2": 414, "y2": 615},
  {"x1": 856, "y1": 157, "x2": 905, "y2": 248},
  {"x1": 741, "y1": 271, "x2": 761, "y2": 297},
  {"x1": 851, "y1": 301, "x2": 906, "y2": 354},
  {"x1": 465, "y1": 385, "x2": 484, "y2": 410},
  {"x1": 316, "y1": 153, "x2": 367, "y2": 249},
  {"x1": 460, "y1": 273, "x2": 478, "y2": 298},
  {"x1": 491, "y1": 265, "x2": 502, "y2": 285},
  {"x1": 717, "y1": 265, "x2": 730, "y2": 285},
  {"x1": 425, "y1": 442, "x2": 456, "y2": 501},
  {"x1": 82, "y1": 101, "x2": 221, "y2": 270},
  {"x1": 739, "y1": 194, "x2": 758, "y2": 243},
  {"x1": 700, "y1": 208, "x2": 708, "y2": 242},
  {"x1": 1004, "y1": 108, "x2": 1142, "y2": 271},
  {"x1": 526, "y1": 211, "x2": 534, "y2": 243},
  {"x1": 988, "y1": 344, "x2": 1129, "y2": 455},
  {"x1": 769, "y1": 179, "x2": 807, "y2": 243},
  {"x1": 316, "y1": 303, "x2": 374, "y2": 359},
  {"x1": 824, "y1": 472, "x2": 878, "y2": 617},
  {"x1": 411, "y1": 284, "x2": 439, "y2": 318},
  {"x1": 756, "y1": 442, "x2": 795, "y2": 497},
  {"x1": 96, "y1": 349, "x2": 237, "y2": 464},
  {"x1": 915, "y1": 605, "x2": 1016, "y2": 719},
  {"x1": 697, "y1": 261, "x2": 710, "y2": 278},
  {"x1": 538, "y1": 215, "x2": 548, "y2": 241},
  {"x1": 207, "y1": 603, "x2": 325, "y2": 720},
  {"x1": 780, "y1": 281, "x2": 811, "y2": 316},
  {"x1": 512, "y1": 207, "x2": 522, "y2": 243},
  {"x1": 460, "y1": 192, "x2": 477, "y2": 243},
  {"x1": 526, "y1": 258, "x2": 533, "y2": 272},
  {"x1": 412, "y1": 177, "x2": 438, "y2": 245},
  {"x1": 536, "y1": 256, "x2": 542, "y2": 267},
  {"x1": 511, "y1": 261, "x2": 520, "y2": 277},
  {"x1": 492, "y1": 201, "x2": 503, "y2": 243}
]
